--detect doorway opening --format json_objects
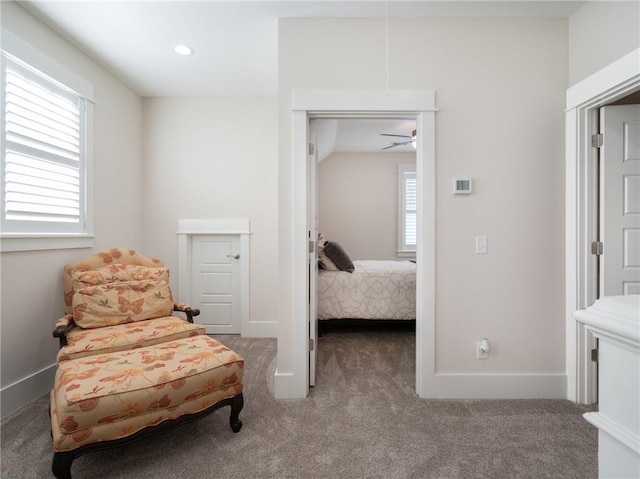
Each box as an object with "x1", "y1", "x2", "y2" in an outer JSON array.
[
  {"x1": 565, "y1": 48, "x2": 640, "y2": 404},
  {"x1": 283, "y1": 89, "x2": 436, "y2": 400},
  {"x1": 312, "y1": 117, "x2": 418, "y2": 388}
]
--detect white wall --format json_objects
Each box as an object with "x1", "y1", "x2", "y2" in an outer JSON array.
[
  {"x1": 278, "y1": 17, "x2": 568, "y2": 396},
  {"x1": 569, "y1": 1, "x2": 640, "y2": 86},
  {"x1": 6, "y1": 3, "x2": 630, "y2": 415},
  {"x1": 141, "y1": 97, "x2": 278, "y2": 337},
  {"x1": 0, "y1": 3, "x2": 144, "y2": 416},
  {"x1": 318, "y1": 151, "x2": 415, "y2": 260}
]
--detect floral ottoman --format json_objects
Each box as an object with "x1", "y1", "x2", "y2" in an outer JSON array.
[{"x1": 50, "y1": 335, "x2": 244, "y2": 479}]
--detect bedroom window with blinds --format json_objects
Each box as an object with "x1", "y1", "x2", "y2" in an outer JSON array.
[
  {"x1": 398, "y1": 163, "x2": 417, "y2": 255},
  {"x1": 1, "y1": 33, "x2": 93, "y2": 251}
]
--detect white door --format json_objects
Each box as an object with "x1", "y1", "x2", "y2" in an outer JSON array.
[
  {"x1": 600, "y1": 105, "x2": 640, "y2": 296},
  {"x1": 191, "y1": 235, "x2": 242, "y2": 334},
  {"x1": 308, "y1": 119, "x2": 318, "y2": 386}
]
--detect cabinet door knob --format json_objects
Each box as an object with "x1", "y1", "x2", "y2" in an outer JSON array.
[{"x1": 227, "y1": 254, "x2": 240, "y2": 259}]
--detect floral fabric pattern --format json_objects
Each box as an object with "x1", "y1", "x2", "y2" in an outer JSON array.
[
  {"x1": 64, "y1": 248, "x2": 163, "y2": 314},
  {"x1": 55, "y1": 314, "x2": 73, "y2": 330},
  {"x1": 57, "y1": 316, "x2": 205, "y2": 363},
  {"x1": 72, "y1": 264, "x2": 170, "y2": 292},
  {"x1": 51, "y1": 336, "x2": 244, "y2": 452},
  {"x1": 72, "y1": 280, "x2": 174, "y2": 328}
]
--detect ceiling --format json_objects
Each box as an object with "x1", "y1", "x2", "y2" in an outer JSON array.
[
  {"x1": 17, "y1": 1, "x2": 584, "y2": 154},
  {"x1": 323, "y1": 118, "x2": 417, "y2": 155},
  {"x1": 20, "y1": 1, "x2": 585, "y2": 98}
]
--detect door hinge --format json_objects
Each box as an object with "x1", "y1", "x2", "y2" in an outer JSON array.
[
  {"x1": 591, "y1": 133, "x2": 603, "y2": 148},
  {"x1": 309, "y1": 239, "x2": 315, "y2": 254},
  {"x1": 591, "y1": 241, "x2": 603, "y2": 256},
  {"x1": 591, "y1": 348, "x2": 598, "y2": 362},
  {"x1": 309, "y1": 338, "x2": 315, "y2": 351},
  {"x1": 308, "y1": 143, "x2": 315, "y2": 155}
]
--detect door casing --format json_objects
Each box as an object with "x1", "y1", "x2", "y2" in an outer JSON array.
[
  {"x1": 288, "y1": 89, "x2": 437, "y2": 398},
  {"x1": 177, "y1": 218, "x2": 254, "y2": 336},
  {"x1": 191, "y1": 234, "x2": 242, "y2": 334},
  {"x1": 565, "y1": 48, "x2": 640, "y2": 404}
]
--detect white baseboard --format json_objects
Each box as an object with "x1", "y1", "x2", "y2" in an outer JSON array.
[
  {"x1": 243, "y1": 321, "x2": 277, "y2": 338},
  {"x1": 423, "y1": 373, "x2": 567, "y2": 399},
  {"x1": 1, "y1": 364, "x2": 55, "y2": 418},
  {"x1": 273, "y1": 369, "x2": 306, "y2": 399},
  {"x1": 275, "y1": 369, "x2": 566, "y2": 400}
]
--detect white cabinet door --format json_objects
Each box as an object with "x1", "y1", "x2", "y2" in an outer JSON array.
[
  {"x1": 600, "y1": 105, "x2": 640, "y2": 296},
  {"x1": 191, "y1": 235, "x2": 241, "y2": 334}
]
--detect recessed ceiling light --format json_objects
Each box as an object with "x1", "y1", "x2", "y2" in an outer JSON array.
[{"x1": 173, "y1": 44, "x2": 194, "y2": 56}]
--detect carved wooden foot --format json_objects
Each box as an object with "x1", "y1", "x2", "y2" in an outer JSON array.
[
  {"x1": 52, "y1": 451, "x2": 74, "y2": 479},
  {"x1": 230, "y1": 393, "x2": 244, "y2": 432}
]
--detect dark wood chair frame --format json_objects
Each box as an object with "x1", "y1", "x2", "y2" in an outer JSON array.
[{"x1": 51, "y1": 393, "x2": 243, "y2": 479}]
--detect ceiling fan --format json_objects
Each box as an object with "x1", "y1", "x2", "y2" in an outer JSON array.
[{"x1": 380, "y1": 129, "x2": 417, "y2": 150}]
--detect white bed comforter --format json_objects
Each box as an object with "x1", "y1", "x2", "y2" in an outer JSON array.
[{"x1": 317, "y1": 260, "x2": 416, "y2": 320}]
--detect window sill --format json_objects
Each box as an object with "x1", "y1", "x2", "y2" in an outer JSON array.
[
  {"x1": 397, "y1": 250, "x2": 416, "y2": 259},
  {"x1": 0, "y1": 235, "x2": 94, "y2": 253}
]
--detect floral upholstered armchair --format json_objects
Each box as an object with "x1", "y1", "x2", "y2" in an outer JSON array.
[{"x1": 53, "y1": 248, "x2": 204, "y2": 363}]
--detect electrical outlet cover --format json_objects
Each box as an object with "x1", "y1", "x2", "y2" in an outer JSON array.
[{"x1": 476, "y1": 341, "x2": 489, "y2": 359}]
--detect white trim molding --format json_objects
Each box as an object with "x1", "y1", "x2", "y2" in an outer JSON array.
[
  {"x1": 1, "y1": 364, "x2": 55, "y2": 418},
  {"x1": 428, "y1": 373, "x2": 567, "y2": 399},
  {"x1": 566, "y1": 48, "x2": 640, "y2": 110},
  {"x1": 575, "y1": 295, "x2": 640, "y2": 477},
  {"x1": 278, "y1": 89, "x2": 436, "y2": 400},
  {"x1": 177, "y1": 219, "x2": 274, "y2": 338},
  {"x1": 0, "y1": 235, "x2": 93, "y2": 252},
  {"x1": 565, "y1": 47, "x2": 640, "y2": 404}
]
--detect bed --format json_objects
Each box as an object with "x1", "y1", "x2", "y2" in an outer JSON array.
[{"x1": 317, "y1": 260, "x2": 416, "y2": 320}]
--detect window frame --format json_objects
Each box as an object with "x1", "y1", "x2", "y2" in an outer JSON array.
[
  {"x1": 1, "y1": 28, "x2": 93, "y2": 252},
  {"x1": 397, "y1": 162, "x2": 417, "y2": 257}
]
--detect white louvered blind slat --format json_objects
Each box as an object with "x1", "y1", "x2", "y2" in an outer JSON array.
[
  {"x1": 2, "y1": 53, "x2": 85, "y2": 232},
  {"x1": 404, "y1": 175, "x2": 417, "y2": 246}
]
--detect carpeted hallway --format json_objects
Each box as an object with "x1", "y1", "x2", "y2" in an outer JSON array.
[{"x1": 1, "y1": 325, "x2": 598, "y2": 478}]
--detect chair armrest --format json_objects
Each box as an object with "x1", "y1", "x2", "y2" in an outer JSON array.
[
  {"x1": 174, "y1": 303, "x2": 201, "y2": 323},
  {"x1": 53, "y1": 314, "x2": 75, "y2": 348}
]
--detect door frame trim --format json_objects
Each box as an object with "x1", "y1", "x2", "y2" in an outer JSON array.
[
  {"x1": 280, "y1": 89, "x2": 436, "y2": 398},
  {"x1": 177, "y1": 218, "x2": 262, "y2": 337},
  {"x1": 565, "y1": 48, "x2": 640, "y2": 403}
]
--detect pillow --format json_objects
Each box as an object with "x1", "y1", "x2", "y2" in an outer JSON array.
[
  {"x1": 72, "y1": 280, "x2": 174, "y2": 329},
  {"x1": 319, "y1": 250, "x2": 339, "y2": 271},
  {"x1": 72, "y1": 264, "x2": 170, "y2": 292},
  {"x1": 323, "y1": 241, "x2": 355, "y2": 272}
]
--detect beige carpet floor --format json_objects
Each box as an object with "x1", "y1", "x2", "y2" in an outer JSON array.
[{"x1": 1, "y1": 323, "x2": 598, "y2": 478}]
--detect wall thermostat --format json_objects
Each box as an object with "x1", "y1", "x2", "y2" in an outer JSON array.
[{"x1": 454, "y1": 177, "x2": 472, "y2": 194}]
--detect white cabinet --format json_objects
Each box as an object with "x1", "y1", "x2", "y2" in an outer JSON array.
[{"x1": 574, "y1": 295, "x2": 640, "y2": 479}]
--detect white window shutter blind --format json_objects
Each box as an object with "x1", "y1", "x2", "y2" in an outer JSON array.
[
  {"x1": 404, "y1": 174, "x2": 417, "y2": 247},
  {"x1": 2, "y1": 53, "x2": 86, "y2": 233},
  {"x1": 397, "y1": 164, "x2": 417, "y2": 254}
]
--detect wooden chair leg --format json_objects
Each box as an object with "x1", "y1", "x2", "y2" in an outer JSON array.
[
  {"x1": 230, "y1": 393, "x2": 244, "y2": 432},
  {"x1": 52, "y1": 451, "x2": 74, "y2": 479}
]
